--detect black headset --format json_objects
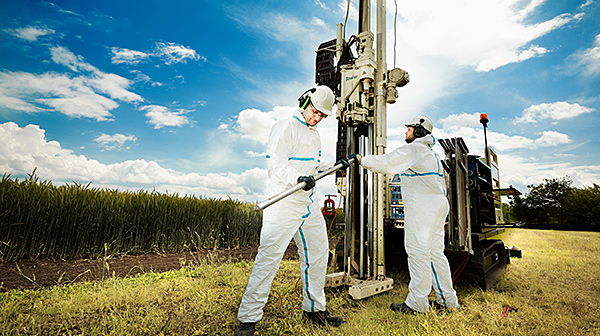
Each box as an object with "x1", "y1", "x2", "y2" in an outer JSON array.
[
  {"x1": 413, "y1": 118, "x2": 430, "y2": 138},
  {"x1": 298, "y1": 88, "x2": 316, "y2": 109}
]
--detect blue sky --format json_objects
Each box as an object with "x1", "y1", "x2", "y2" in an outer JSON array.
[{"x1": 1, "y1": 0, "x2": 598, "y2": 204}]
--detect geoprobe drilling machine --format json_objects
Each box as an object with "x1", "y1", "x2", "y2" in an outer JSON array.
[
  {"x1": 256, "y1": 0, "x2": 517, "y2": 300},
  {"x1": 315, "y1": 0, "x2": 408, "y2": 299},
  {"x1": 311, "y1": 0, "x2": 518, "y2": 298}
]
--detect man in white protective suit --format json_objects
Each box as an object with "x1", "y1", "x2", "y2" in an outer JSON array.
[
  {"x1": 351, "y1": 115, "x2": 460, "y2": 314},
  {"x1": 234, "y1": 86, "x2": 347, "y2": 336}
]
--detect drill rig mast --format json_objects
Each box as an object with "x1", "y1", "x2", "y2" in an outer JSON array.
[{"x1": 320, "y1": 0, "x2": 409, "y2": 299}]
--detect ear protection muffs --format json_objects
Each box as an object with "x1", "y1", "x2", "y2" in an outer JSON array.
[
  {"x1": 298, "y1": 88, "x2": 317, "y2": 109},
  {"x1": 413, "y1": 118, "x2": 429, "y2": 138}
]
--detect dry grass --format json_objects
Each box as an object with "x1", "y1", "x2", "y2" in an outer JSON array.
[{"x1": 1, "y1": 229, "x2": 599, "y2": 335}]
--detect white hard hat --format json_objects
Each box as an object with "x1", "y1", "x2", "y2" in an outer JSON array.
[
  {"x1": 405, "y1": 115, "x2": 434, "y2": 133},
  {"x1": 299, "y1": 86, "x2": 335, "y2": 116}
]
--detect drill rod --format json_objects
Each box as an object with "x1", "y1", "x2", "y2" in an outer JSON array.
[{"x1": 254, "y1": 158, "x2": 354, "y2": 212}]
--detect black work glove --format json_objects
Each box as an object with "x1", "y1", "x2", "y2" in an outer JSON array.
[
  {"x1": 348, "y1": 153, "x2": 362, "y2": 164},
  {"x1": 335, "y1": 158, "x2": 350, "y2": 170},
  {"x1": 297, "y1": 175, "x2": 316, "y2": 191}
]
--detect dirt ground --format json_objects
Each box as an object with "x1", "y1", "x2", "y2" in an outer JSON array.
[
  {"x1": 0, "y1": 241, "x2": 339, "y2": 292},
  {"x1": 0, "y1": 244, "x2": 300, "y2": 292}
]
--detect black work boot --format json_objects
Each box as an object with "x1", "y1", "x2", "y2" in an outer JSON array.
[
  {"x1": 430, "y1": 300, "x2": 447, "y2": 311},
  {"x1": 233, "y1": 322, "x2": 256, "y2": 336},
  {"x1": 304, "y1": 310, "x2": 343, "y2": 327},
  {"x1": 390, "y1": 302, "x2": 417, "y2": 314}
]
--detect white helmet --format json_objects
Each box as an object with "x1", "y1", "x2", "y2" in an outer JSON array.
[
  {"x1": 298, "y1": 86, "x2": 335, "y2": 116},
  {"x1": 405, "y1": 115, "x2": 433, "y2": 137}
]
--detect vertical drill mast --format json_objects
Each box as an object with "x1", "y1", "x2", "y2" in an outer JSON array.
[{"x1": 324, "y1": 0, "x2": 409, "y2": 299}]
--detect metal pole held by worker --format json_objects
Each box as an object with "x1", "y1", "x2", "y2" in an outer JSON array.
[{"x1": 254, "y1": 158, "x2": 355, "y2": 211}]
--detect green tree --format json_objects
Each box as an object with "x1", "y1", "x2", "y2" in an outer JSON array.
[
  {"x1": 563, "y1": 184, "x2": 600, "y2": 232},
  {"x1": 501, "y1": 202, "x2": 515, "y2": 223},
  {"x1": 510, "y1": 176, "x2": 574, "y2": 229}
]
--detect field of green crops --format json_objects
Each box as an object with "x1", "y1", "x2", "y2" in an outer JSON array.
[{"x1": 0, "y1": 173, "x2": 262, "y2": 262}]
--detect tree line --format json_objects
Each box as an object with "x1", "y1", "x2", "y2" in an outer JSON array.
[{"x1": 505, "y1": 176, "x2": 599, "y2": 232}]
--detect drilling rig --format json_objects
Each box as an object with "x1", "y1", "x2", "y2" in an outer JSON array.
[{"x1": 313, "y1": 0, "x2": 519, "y2": 299}]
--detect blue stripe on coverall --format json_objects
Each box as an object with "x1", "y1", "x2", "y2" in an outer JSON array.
[
  {"x1": 431, "y1": 261, "x2": 447, "y2": 307},
  {"x1": 294, "y1": 115, "x2": 308, "y2": 126},
  {"x1": 298, "y1": 187, "x2": 317, "y2": 311},
  {"x1": 264, "y1": 156, "x2": 315, "y2": 161}
]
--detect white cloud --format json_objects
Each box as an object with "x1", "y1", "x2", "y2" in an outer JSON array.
[
  {"x1": 50, "y1": 46, "x2": 97, "y2": 73},
  {"x1": 4, "y1": 26, "x2": 55, "y2": 41},
  {"x1": 337, "y1": 1, "x2": 358, "y2": 23},
  {"x1": 0, "y1": 122, "x2": 267, "y2": 201},
  {"x1": 424, "y1": 112, "x2": 600, "y2": 194},
  {"x1": 0, "y1": 47, "x2": 142, "y2": 121},
  {"x1": 220, "y1": 105, "x2": 340, "y2": 202},
  {"x1": 396, "y1": 0, "x2": 573, "y2": 72},
  {"x1": 83, "y1": 72, "x2": 142, "y2": 103},
  {"x1": 476, "y1": 45, "x2": 549, "y2": 72},
  {"x1": 384, "y1": 0, "x2": 578, "y2": 125},
  {"x1": 94, "y1": 133, "x2": 137, "y2": 151},
  {"x1": 246, "y1": 151, "x2": 266, "y2": 158},
  {"x1": 110, "y1": 47, "x2": 150, "y2": 65},
  {"x1": 234, "y1": 106, "x2": 294, "y2": 143},
  {"x1": 110, "y1": 42, "x2": 205, "y2": 66},
  {"x1": 515, "y1": 101, "x2": 595, "y2": 123},
  {"x1": 140, "y1": 105, "x2": 192, "y2": 129},
  {"x1": 436, "y1": 112, "x2": 571, "y2": 154},
  {"x1": 497, "y1": 154, "x2": 600, "y2": 194},
  {"x1": 224, "y1": 105, "x2": 339, "y2": 161},
  {"x1": 571, "y1": 33, "x2": 600, "y2": 77},
  {"x1": 0, "y1": 71, "x2": 117, "y2": 120},
  {"x1": 153, "y1": 42, "x2": 205, "y2": 65}
]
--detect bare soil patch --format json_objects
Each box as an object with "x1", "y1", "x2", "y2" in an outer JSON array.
[{"x1": 1, "y1": 243, "x2": 309, "y2": 292}]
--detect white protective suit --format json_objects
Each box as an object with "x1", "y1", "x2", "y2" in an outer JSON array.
[
  {"x1": 360, "y1": 134, "x2": 460, "y2": 312},
  {"x1": 237, "y1": 110, "x2": 331, "y2": 323}
]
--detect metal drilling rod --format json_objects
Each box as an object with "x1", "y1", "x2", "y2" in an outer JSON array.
[{"x1": 254, "y1": 158, "x2": 354, "y2": 212}]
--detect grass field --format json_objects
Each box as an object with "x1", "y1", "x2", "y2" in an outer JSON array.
[{"x1": 1, "y1": 228, "x2": 599, "y2": 335}]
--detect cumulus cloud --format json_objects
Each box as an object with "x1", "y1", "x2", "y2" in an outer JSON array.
[
  {"x1": 0, "y1": 46, "x2": 142, "y2": 121},
  {"x1": 234, "y1": 106, "x2": 295, "y2": 143},
  {"x1": 140, "y1": 105, "x2": 192, "y2": 129},
  {"x1": 94, "y1": 133, "x2": 137, "y2": 151},
  {"x1": 427, "y1": 112, "x2": 598, "y2": 194},
  {"x1": 436, "y1": 112, "x2": 570, "y2": 154},
  {"x1": 497, "y1": 154, "x2": 600, "y2": 194},
  {"x1": 382, "y1": 0, "x2": 580, "y2": 129},
  {"x1": 515, "y1": 101, "x2": 595, "y2": 123},
  {"x1": 0, "y1": 71, "x2": 117, "y2": 120},
  {"x1": 223, "y1": 105, "x2": 338, "y2": 160},
  {"x1": 396, "y1": 0, "x2": 573, "y2": 72},
  {"x1": 0, "y1": 122, "x2": 267, "y2": 201},
  {"x1": 4, "y1": 26, "x2": 55, "y2": 41}
]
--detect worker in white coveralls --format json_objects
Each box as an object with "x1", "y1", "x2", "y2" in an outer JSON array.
[
  {"x1": 234, "y1": 86, "x2": 347, "y2": 336},
  {"x1": 351, "y1": 115, "x2": 460, "y2": 314}
]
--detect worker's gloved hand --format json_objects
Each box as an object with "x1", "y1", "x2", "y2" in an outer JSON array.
[
  {"x1": 348, "y1": 153, "x2": 362, "y2": 164},
  {"x1": 335, "y1": 158, "x2": 350, "y2": 170},
  {"x1": 297, "y1": 175, "x2": 316, "y2": 191}
]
